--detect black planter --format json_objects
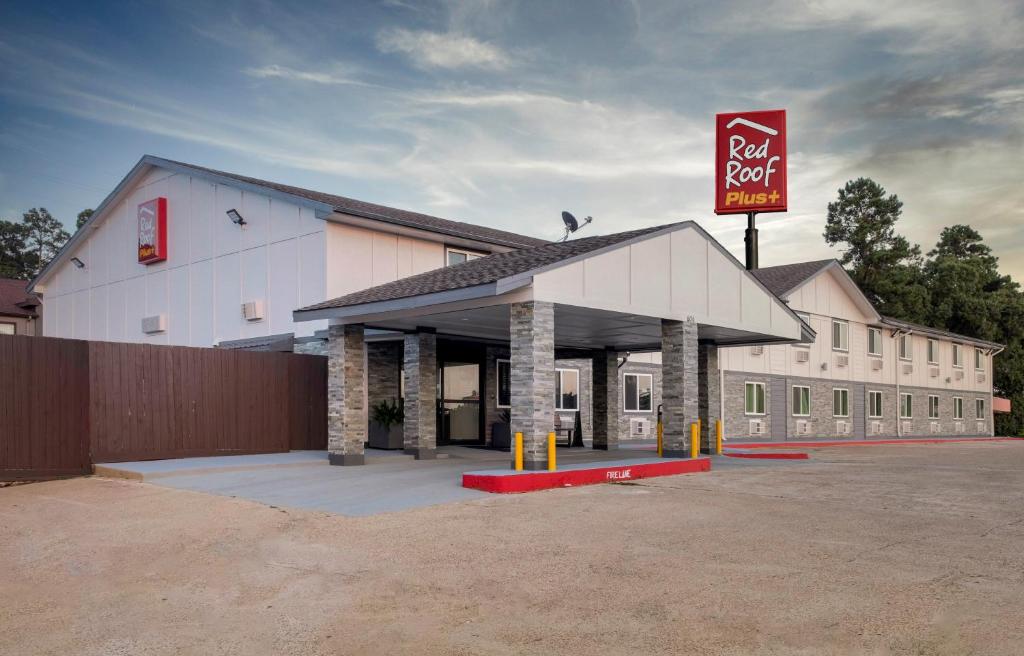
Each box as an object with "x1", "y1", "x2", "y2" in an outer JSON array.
[
  {"x1": 368, "y1": 421, "x2": 404, "y2": 449},
  {"x1": 491, "y1": 422, "x2": 512, "y2": 450}
]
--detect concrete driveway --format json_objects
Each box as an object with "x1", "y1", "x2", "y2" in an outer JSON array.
[{"x1": 96, "y1": 444, "x2": 731, "y2": 516}]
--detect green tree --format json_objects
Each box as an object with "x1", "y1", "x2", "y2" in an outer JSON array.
[
  {"x1": 76, "y1": 208, "x2": 94, "y2": 230},
  {"x1": 21, "y1": 207, "x2": 70, "y2": 275},
  {"x1": 0, "y1": 219, "x2": 37, "y2": 279},
  {"x1": 824, "y1": 178, "x2": 929, "y2": 322}
]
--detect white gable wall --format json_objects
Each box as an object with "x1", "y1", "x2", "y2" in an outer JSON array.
[
  {"x1": 40, "y1": 166, "x2": 327, "y2": 346},
  {"x1": 531, "y1": 226, "x2": 801, "y2": 341}
]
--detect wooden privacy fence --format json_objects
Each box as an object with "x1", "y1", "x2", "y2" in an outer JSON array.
[{"x1": 1, "y1": 335, "x2": 327, "y2": 480}]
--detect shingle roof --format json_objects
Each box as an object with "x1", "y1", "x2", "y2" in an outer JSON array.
[
  {"x1": 164, "y1": 159, "x2": 548, "y2": 250},
  {"x1": 880, "y1": 316, "x2": 1003, "y2": 350},
  {"x1": 298, "y1": 222, "x2": 686, "y2": 312},
  {"x1": 750, "y1": 259, "x2": 836, "y2": 297},
  {"x1": 0, "y1": 278, "x2": 39, "y2": 318}
]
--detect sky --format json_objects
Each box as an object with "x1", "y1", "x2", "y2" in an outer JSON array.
[{"x1": 1, "y1": 0, "x2": 1022, "y2": 278}]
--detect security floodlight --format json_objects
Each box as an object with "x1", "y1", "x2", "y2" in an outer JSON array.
[
  {"x1": 226, "y1": 208, "x2": 247, "y2": 226},
  {"x1": 560, "y1": 211, "x2": 593, "y2": 241},
  {"x1": 70, "y1": 257, "x2": 85, "y2": 269}
]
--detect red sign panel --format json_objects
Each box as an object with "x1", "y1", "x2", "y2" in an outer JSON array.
[
  {"x1": 138, "y1": 197, "x2": 168, "y2": 264},
  {"x1": 715, "y1": 110, "x2": 787, "y2": 214}
]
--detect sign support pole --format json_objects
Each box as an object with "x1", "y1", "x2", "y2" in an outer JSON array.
[{"x1": 744, "y1": 211, "x2": 758, "y2": 270}]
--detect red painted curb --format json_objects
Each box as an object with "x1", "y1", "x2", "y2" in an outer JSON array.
[
  {"x1": 463, "y1": 458, "x2": 711, "y2": 494},
  {"x1": 724, "y1": 451, "x2": 809, "y2": 460},
  {"x1": 731, "y1": 437, "x2": 1020, "y2": 449}
]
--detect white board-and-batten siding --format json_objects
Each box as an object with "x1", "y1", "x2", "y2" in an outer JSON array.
[{"x1": 41, "y1": 167, "x2": 327, "y2": 346}]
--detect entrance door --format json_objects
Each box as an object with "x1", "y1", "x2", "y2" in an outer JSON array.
[{"x1": 439, "y1": 360, "x2": 482, "y2": 444}]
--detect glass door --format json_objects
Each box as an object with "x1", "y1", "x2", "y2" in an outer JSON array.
[{"x1": 439, "y1": 360, "x2": 482, "y2": 444}]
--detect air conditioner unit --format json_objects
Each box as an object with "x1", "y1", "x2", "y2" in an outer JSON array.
[
  {"x1": 141, "y1": 314, "x2": 167, "y2": 334},
  {"x1": 955, "y1": 421, "x2": 965, "y2": 434},
  {"x1": 750, "y1": 345, "x2": 764, "y2": 356},
  {"x1": 630, "y1": 418, "x2": 650, "y2": 437},
  {"x1": 241, "y1": 300, "x2": 265, "y2": 322},
  {"x1": 870, "y1": 420, "x2": 883, "y2": 434},
  {"x1": 902, "y1": 364, "x2": 913, "y2": 375},
  {"x1": 954, "y1": 370, "x2": 964, "y2": 381},
  {"x1": 930, "y1": 421, "x2": 940, "y2": 434},
  {"x1": 901, "y1": 420, "x2": 912, "y2": 434},
  {"x1": 836, "y1": 355, "x2": 849, "y2": 368},
  {"x1": 795, "y1": 350, "x2": 809, "y2": 363},
  {"x1": 976, "y1": 420, "x2": 986, "y2": 433},
  {"x1": 796, "y1": 419, "x2": 810, "y2": 435},
  {"x1": 976, "y1": 373, "x2": 986, "y2": 383},
  {"x1": 871, "y1": 359, "x2": 883, "y2": 371},
  {"x1": 748, "y1": 419, "x2": 764, "y2": 436},
  {"x1": 929, "y1": 367, "x2": 939, "y2": 378},
  {"x1": 835, "y1": 420, "x2": 850, "y2": 435}
]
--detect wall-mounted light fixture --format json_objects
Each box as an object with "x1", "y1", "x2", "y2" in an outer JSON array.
[
  {"x1": 70, "y1": 257, "x2": 86, "y2": 269},
  {"x1": 226, "y1": 208, "x2": 247, "y2": 226}
]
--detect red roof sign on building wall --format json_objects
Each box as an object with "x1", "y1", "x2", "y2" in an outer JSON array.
[
  {"x1": 715, "y1": 110, "x2": 787, "y2": 215},
  {"x1": 137, "y1": 197, "x2": 167, "y2": 264}
]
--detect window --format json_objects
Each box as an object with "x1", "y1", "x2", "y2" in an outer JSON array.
[
  {"x1": 744, "y1": 382, "x2": 765, "y2": 415},
  {"x1": 446, "y1": 247, "x2": 485, "y2": 267},
  {"x1": 868, "y1": 390, "x2": 883, "y2": 418},
  {"x1": 496, "y1": 360, "x2": 511, "y2": 408},
  {"x1": 952, "y1": 344, "x2": 963, "y2": 368},
  {"x1": 900, "y1": 393, "x2": 913, "y2": 419},
  {"x1": 792, "y1": 386, "x2": 810, "y2": 416},
  {"x1": 832, "y1": 320, "x2": 849, "y2": 352},
  {"x1": 555, "y1": 368, "x2": 579, "y2": 411},
  {"x1": 953, "y1": 397, "x2": 964, "y2": 420},
  {"x1": 832, "y1": 388, "x2": 849, "y2": 417},
  {"x1": 976, "y1": 398, "x2": 985, "y2": 419},
  {"x1": 975, "y1": 348, "x2": 984, "y2": 371},
  {"x1": 624, "y1": 373, "x2": 653, "y2": 412},
  {"x1": 0, "y1": 322, "x2": 14, "y2": 335},
  {"x1": 867, "y1": 328, "x2": 882, "y2": 356},
  {"x1": 928, "y1": 395, "x2": 939, "y2": 419},
  {"x1": 927, "y1": 339, "x2": 938, "y2": 365},
  {"x1": 795, "y1": 313, "x2": 811, "y2": 349},
  {"x1": 899, "y1": 334, "x2": 912, "y2": 361}
]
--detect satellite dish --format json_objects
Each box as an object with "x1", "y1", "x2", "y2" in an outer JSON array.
[{"x1": 560, "y1": 211, "x2": 593, "y2": 241}]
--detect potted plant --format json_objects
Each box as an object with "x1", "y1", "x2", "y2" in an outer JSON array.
[
  {"x1": 368, "y1": 398, "x2": 404, "y2": 449},
  {"x1": 491, "y1": 408, "x2": 512, "y2": 450}
]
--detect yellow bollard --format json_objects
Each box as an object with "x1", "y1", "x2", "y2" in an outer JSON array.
[
  {"x1": 656, "y1": 421, "x2": 664, "y2": 457},
  {"x1": 715, "y1": 420, "x2": 723, "y2": 455},
  {"x1": 547, "y1": 432, "x2": 557, "y2": 471},
  {"x1": 514, "y1": 432, "x2": 524, "y2": 471},
  {"x1": 690, "y1": 423, "x2": 700, "y2": 459}
]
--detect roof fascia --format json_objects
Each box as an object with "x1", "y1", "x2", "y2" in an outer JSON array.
[
  {"x1": 327, "y1": 212, "x2": 521, "y2": 254},
  {"x1": 293, "y1": 282, "x2": 501, "y2": 322}
]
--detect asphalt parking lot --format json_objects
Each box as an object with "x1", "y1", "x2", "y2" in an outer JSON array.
[{"x1": 3, "y1": 440, "x2": 1024, "y2": 655}]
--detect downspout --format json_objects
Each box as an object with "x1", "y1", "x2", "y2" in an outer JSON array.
[{"x1": 891, "y1": 328, "x2": 910, "y2": 437}]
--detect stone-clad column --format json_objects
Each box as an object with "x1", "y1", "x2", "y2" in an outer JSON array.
[
  {"x1": 403, "y1": 331, "x2": 437, "y2": 460},
  {"x1": 698, "y1": 343, "x2": 721, "y2": 454},
  {"x1": 327, "y1": 323, "x2": 366, "y2": 466},
  {"x1": 510, "y1": 301, "x2": 555, "y2": 470},
  {"x1": 592, "y1": 349, "x2": 621, "y2": 450},
  {"x1": 661, "y1": 318, "x2": 699, "y2": 457}
]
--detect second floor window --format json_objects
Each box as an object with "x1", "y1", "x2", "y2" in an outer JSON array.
[
  {"x1": 446, "y1": 247, "x2": 484, "y2": 266},
  {"x1": 952, "y1": 344, "x2": 963, "y2": 367},
  {"x1": 899, "y1": 334, "x2": 912, "y2": 361},
  {"x1": 868, "y1": 328, "x2": 882, "y2": 356},
  {"x1": 927, "y1": 339, "x2": 938, "y2": 365},
  {"x1": 832, "y1": 320, "x2": 849, "y2": 352},
  {"x1": 975, "y1": 348, "x2": 984, "y2": 371}
]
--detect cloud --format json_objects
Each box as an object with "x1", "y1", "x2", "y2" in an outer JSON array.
[
  {"x1": 244, "y1": 64, "x2": 376, "y2": 88},
  {"x1": 376, "y1": 28, "x2": 510, "y2": 69}
]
